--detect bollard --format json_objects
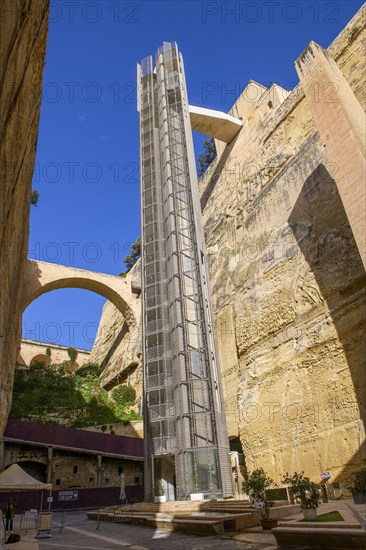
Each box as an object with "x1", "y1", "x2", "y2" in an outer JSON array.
[{"x1": 96, "y1": 507, "x2": 101, "y2": 530}]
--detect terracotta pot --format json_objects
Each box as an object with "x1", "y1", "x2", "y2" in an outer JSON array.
[
  {"x1": 260, "y1": 518, "x2": 278, "y2": 530},
  {"x1": 302, "y1": 508, "x2": 317, "y2": 520}
]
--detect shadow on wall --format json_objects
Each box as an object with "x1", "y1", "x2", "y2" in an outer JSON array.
[
  {"x1": 99, "y1": 321, "x2": 129, "y2": 371},
  {"x1": 289, "y1": 163, "x2": 366, "y2": 475},
  {"x1": 200, "y1": 132, "x2": 240, "y2": 212}
]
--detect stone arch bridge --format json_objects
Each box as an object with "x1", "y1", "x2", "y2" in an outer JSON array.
[{"x1": 21, "y1": 260, "x2": 140, "y2": 329}]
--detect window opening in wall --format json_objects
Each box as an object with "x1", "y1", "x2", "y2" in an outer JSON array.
[
  {"x1": 56, "y1": 479, "x2": 60, "y2": 486},
  {"x1": 72, "y1": 465, "x2": 78, "y2": 474}
]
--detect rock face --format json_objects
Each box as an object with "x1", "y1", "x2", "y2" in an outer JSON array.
[
  {"x1": 90, "y1": 262, "x2": 142, "y2": 411},
  {"x1": 201, "y1": 6, "x2": 366, "y2": 485},
  {"x1": 91, "y1": 6, "x2": 366, "y2": 486},
  {"x1": 0, "y1": 1, "x2": 48, "y2": 457}
]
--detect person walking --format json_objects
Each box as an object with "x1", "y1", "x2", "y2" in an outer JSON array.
[{"x1": 4, "y1": 498, "x2": 15, "y2": 533}]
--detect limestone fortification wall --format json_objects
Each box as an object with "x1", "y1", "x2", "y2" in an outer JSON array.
[
  {"x1": 0, "y1": 1, "x2": 48, "y2": 449},
  {"x1": 202, "y1": 5, "x2": 366, "y2": 484},
  {"x1": 18, "y1": 339, "x2": 91, "y2": 369},
  {"x1": 91, "y1": 6, "x2": 365, "y2": 485},
  {"x1": 90, "y1": 261, "x2": 142, "y2": 409}
]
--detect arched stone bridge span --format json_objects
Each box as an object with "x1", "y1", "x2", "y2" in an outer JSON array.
[{"x1": 22, "y1": 260, "x2": 139, "y2": 328}]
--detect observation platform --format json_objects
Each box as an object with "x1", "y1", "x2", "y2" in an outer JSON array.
[{"x1": 189, "y1": 105, "x2": 243, "y2": 143}]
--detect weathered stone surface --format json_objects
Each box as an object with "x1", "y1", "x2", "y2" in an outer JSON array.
[
  {"x1": 90, "y1": 262, "x2": 142, "y2": 409},
  {"x1": 82, "y1": 421, "x2": 144, "y2": 439},
  {"x1": 18, "y1": 339, "x2": 91, "y2": 369},
  {"x1": 202, "y1": 5, "x2": 366, "y2": 485},
  {"x1": 0, "y1": 0, "x2": 48, "y2": 457},
  {"x1": 4, "y1": 442, "x2": 143, "y2": 490}
]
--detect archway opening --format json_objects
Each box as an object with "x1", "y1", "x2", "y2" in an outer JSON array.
[
  {"x1": 22, "y1": 288, "x2": 106, "y2": 352},
  {"x1": 229, "y1": 437, "x2": 246, "y2": 497},
  {"x1": 29, "y1": 354, "x2": 50, "y2": 368},
  {"x1": 12, "y1": 287, "x2": 142, "y2": 429},
  {"x1": 15, "y1": 461, "x2": 47, "y2": 483}
]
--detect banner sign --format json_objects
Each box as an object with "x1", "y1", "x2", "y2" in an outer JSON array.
[{"x1": 58, "y1": 490, "x2": 79, "y2": 501}]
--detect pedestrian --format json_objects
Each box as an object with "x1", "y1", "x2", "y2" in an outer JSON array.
[{"x1": 4, "y1": 498, "x2": 15, "y2": 533}]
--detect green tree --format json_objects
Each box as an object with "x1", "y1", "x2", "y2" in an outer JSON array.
[
  {"x1": 31, "y1": 190, "x2": 40, "y2": 206},
  {"x1": 67, "y1": 347, "x2": 78, "y2": 366},
  {"x1": 120, "y1": 237, "x2": 141, "y2": 276},
  {"x1": 45, "y1": 347, "x2": 51, "y2": 359},
  {"x1": 197, "y1": 137, "x2": 217, "y2": 176}
]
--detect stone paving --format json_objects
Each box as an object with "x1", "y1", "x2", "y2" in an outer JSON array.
[
  {"x1": 42, "y1": 523, "x2": 277, "y2": 550},
  {"x1": 9, "y1": 500, "x2": 366, "y2": 550},
  {"x1": 11, "y1": 523, "x2": 275, "y2": 550}
]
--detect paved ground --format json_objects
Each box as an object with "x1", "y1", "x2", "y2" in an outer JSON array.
[
  {"x1": 36, "y1": 522, "x2": 273, "y2": 550},
  {"x1": 8, "y1": 500, "x2": 366, "y2": 550}
]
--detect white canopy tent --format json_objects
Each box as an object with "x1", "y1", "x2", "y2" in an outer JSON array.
[
  {"x1": 0, "y1": 464, "x2": 51, "y2": 491},
  {"x1": 0, "y1": 464, "x2": 52, "y2": 513}
]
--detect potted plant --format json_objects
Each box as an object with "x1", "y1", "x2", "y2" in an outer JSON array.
[
  {"x1": 154, "y1": 479, "x2": 166, "y2": 503},
  {"x1": 348, "y1": 469, "x2": 366, "y2": 504},
  {"x1": 283, "y1": 472, "x2": 320, "y2": 520},
  {"x1": 243, "y1": 468, "x2": 277, "y2": 529}
]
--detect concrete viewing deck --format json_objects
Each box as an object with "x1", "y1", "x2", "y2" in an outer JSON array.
[{"x1": 189, "y1": 105, "x2": 243, "y2": 143}]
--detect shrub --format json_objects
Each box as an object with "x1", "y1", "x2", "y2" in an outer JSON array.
[
  {"x1": 112, "y1": 385, "x2": 136, "y2": 406},
  {"x1": 283, "y1": 472, "x2": 320, "y2": 510},
  {"x1": 243, "y1": 467, "x2": 275, "y2": 519},
  {"x1": 349, "y1": 469, "x2": 366, "y2": 493},
  {"x1": 74, "y1": 363, "x2": 99, "y2": 377},
  {"x1": 154, "y1": 479, "x2": 165, "y2": 496},
  {"x1": 10, "y1": 362, "x2": 141, "y2": 428},
  {"x1": 67, "y1": 347, "x2": 78, "y2": 365}
]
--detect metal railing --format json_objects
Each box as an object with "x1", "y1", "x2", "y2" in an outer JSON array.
[{"x1": 52, "y1": 507, "x2": 100, "y2": 533}]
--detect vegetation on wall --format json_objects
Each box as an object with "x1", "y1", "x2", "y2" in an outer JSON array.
[
  {"x1": 10, "y1": 362, "x2": 142, "y2": 428},
  {"x1": 67, "y1": 347, "x2": 78, "y2": 366},
  {"x1": 119, "y1": 237, "x2": 141, "y2": 277},
  {"x1": 197, "y1": 137, "x2": 217, "y2": 176},
  {"x1": 31, "y1": 189, "x2": 40, "y2": 206}
]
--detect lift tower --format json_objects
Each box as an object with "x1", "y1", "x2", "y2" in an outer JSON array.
[{"x1": 138, "y1": 42, "x2": 233, "y2": 501}]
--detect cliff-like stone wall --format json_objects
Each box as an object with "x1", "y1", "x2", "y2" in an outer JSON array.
[
  {"x1": 90, "y1": 262, "x2": 142, "y2": 410},
  {"x1": 0, "y1": 1, "x2": 48, "y2": 454},
  {"x1": 202, "y1": 5, "x2": 366, "y2": 484}
]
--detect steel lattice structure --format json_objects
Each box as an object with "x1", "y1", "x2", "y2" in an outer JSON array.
[{"x1": 138, "y1": 42, "x2": 233, "y2": 501}]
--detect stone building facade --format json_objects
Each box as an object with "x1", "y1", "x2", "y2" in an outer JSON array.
[
  {"x1": 3, "y1": 420, "x2": 143, "y2": 491},
  {"x1": 18, "y1": 339, "x2": 91, "y2": 370}
]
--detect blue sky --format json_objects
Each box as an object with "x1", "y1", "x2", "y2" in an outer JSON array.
[{"x1": 23, "y1": 0, "x2": 364, "y2": 351}]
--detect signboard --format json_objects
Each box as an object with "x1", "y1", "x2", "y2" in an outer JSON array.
[
  {"x1": 58, "y1": 490, "x2": 79, "y2": 501},
  {"x1": 36, "y1": 512, "x2": 53, "y2": 539},
  {"x1": 47, "y1": 497, "x2": 53, "y2": 503}
]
